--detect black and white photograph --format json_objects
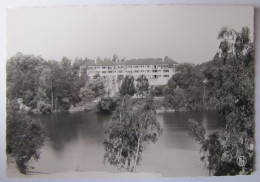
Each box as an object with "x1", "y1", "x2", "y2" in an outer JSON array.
[{"x1": 4, "y1": 4, "x2": 255, "y2": 179}]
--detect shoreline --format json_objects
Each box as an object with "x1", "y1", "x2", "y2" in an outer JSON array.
[{"x1": 6, "y1": 160, "x2": 162, "y2": 178}]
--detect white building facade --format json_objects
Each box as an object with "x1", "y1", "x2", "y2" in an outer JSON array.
[{"x1": 80, "y1": 58, "x2": 178, "y2": 86}]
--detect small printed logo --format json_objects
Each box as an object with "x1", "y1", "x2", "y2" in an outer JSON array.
[{"x1": 237, "y1": 156, "x2": 247, "y2": 167}]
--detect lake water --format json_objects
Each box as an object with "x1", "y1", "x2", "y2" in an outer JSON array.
[{"x1": 32, "y1": 111, "x2": 225, "y2": 177}]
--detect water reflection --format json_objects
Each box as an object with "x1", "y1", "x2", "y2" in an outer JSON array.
[
  {"x1": 37, "y1": 111, "x2": 110, "y2": 153},
  {"x1": 33, "y1": 110, "x2": 224, "y2": 177}
]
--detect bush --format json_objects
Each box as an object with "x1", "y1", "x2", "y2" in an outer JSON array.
[
  {"x1": 37, "y1": 100, "x2": 51, "y2": 114},
  {"x1": 6, "y1": 109, "x2": 46, "y2": 174},
  {"x1": 151, "y1": 86, "x2": 164, "y2": 97},
  {"x1": 97, "y1": 97, "x2": 118, "y2": 113}
]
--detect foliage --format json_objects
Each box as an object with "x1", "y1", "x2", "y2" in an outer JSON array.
[
  {"x1": 136, "y1": 75, "x2": 149, "y2": 98},
  {"x1": 119, "y1": 76, "x2": 136, "y2": 96},
  {"x1": 188, "y1": 119, "x2": 205, "y2": 144},
  {"x1": 6, "y1": 54, "x2": 88, "y2": 113},
  {"x1": 103, "y1": 95, "x2": 161, "y2": 172},
  {"x1": 6, "y1": 102, "x2": 46, "y2": 174},
  {"x1": 150, "y1": 85, "x2": 164, "y2": 97},
  {"x1": 188, "y1": 27, "x2": 254, "y2": 176},
  {"x1": 97, "y1": 96, "x2": 118, "y2": 113},
  {"x1": 6, "y1": 53, "x2": 48, "y2": 109},
  {"x1": 163, "y1": 63, "x2": 204, "y2": 111},
  {"x1": 80, "y1": 76, "x2": 106, "y2": 102},
  {"x1": 37, "y1": 100, "x2": 52, "y2": 114},
  {"x1": 188, "y1": 119, "x2": 223, "y2": 175}
]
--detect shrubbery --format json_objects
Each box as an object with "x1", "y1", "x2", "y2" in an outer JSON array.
[
  {"x1": 37, "y1": 100, "x2": 52, "y2": 114},
  {"x1": 6, "y1": 102, "x2": 46, "y2": 174},
  {"x1": 97, "y1": 96, "x2": 118, "y2": 113}
]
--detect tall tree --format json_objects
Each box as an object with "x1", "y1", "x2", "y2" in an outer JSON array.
[
  {"x1": 119, "y1": 76, "x2": 136, "y2": 96},
  {"x1": 136, "y1": 75, "x2": 149, "y2": 98},
  {"x1": 103, "y1": 96, "x2": 161, "y2": 172},
  {"x1": 6, "y1": 53, "x2": 47, "y2": 109},
  {"x1": 37, "y1": 67, "x2": 52, "y2": 114},
  {"x1": 188, "y1": 27, "x2": 254, "y2": 176},
  {"x1": 163, "y1": 63, "x2": 204, "y2": 111},
  {"x1": 130, "y1": 96, "x2": 161, "y2": 172}
]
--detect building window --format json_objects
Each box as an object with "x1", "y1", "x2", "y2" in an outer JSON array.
[
  {"x1": 163, "y1": 70, "x2": 169, "y2": 72},
  {"x1": 88, "y1": 71, "x2": 94, "y2": 74},
  {"x1": 134, "y1": 65, "x2": 139, "y2": 68},
  {"x1": 146, "y1": 65, "x2": 151, "y2": 68},
  {"x1": 152, "y1": 70, "x2": 158, "y2": 72},
  {"x1": 108, "y1": 66, "x2": 113, "y2": 70},
  {"x1": 128, "y1": 70, "x2": 132, "y2": 73},
  {"x1": 128, "y1": 66, "x2": 132, "y2": 68},
  {"x1": 164, "y1": 75, "x2": 169, "y2": 77},
  {"x1": 146, "y1": 70, "x2": 150, "y2": 73},
  {"x1": 134, "y1": 70, "x2": 139, "y2": 73},
  {"x1": 119, "y1": 71, "x2": 123, "y2": 73},
  {"x1": 102, "y1": 66, "x2": 107, "y2": 69},
  {"x1": 163, "y1": 64, "x2": 169, "y2": 68},
  {"x1": 102, "y1": 71, "x2": 107, "y2": 73}
]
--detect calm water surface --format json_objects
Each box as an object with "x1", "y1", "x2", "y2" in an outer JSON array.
[{"x1": 33, "y1": 111, "x2": 225, "y2": 177}]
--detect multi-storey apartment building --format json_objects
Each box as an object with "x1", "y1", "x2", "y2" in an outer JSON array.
[{"x1": 79, "y1": 57, "x2": 178, "y2": 86}]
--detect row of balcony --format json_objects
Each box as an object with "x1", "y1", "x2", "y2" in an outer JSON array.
[{"x1": 84, "y1": 64, "x2": 176, "y2": 70}]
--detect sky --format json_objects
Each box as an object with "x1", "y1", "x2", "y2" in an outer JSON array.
[{"x1": 6, "y1": 5, "x2": 254, "y2": 64}]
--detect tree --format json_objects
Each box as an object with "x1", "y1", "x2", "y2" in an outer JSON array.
[
  {"x1": 151, "y1": 86, "x2": 164, "y2": 97},
  {"x1": 97, "y1": 96, "x2": 118, "y2": 113},
  {"x1": 210, "y1": 27, "x2": 254, "y2": 175},
  {"x1": 188, "y1": 119, "x2": 223, "y2": 176},
  {"x1": 136, "y1": 75, "x2": 149, "y2": 98},
  {"x1": 103, "y1": 96, "x2": 161, "y2": 172},
  {"x1": 103, "y1": 95, "x2": 133, "y2": 172},
  {"x1": 6, "y1": 53, "x2": 47, "y2": 109},
  {"x1": 112, "y1": 53, "x2": 119, "y2": 62},
  {"x1": 188, "y1": 27, "x2": 254, "y2": 176},
  {"x1": 130, "y1": 96, "x2": 161, "y2": 172},
  {"x1": 163, "y1": 63, "x2": 204, "y2": 111},
  {"x1": 6, "y1": 101, "x2": 46, "y2": 174},
  {"x1": 79, "y1": 76, "x2": 106, "y2": 102},
  {"x1": 119, "y1": 76, "x2": 136, "y2": 96},
  {"x1": 37, "y1": 67, "x2": 52, "y2": 114},
  {"x1": 47, "y1": 57, "x2": 87, "y2": 111}
]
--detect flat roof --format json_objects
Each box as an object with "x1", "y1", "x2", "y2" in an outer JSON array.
[{"x1": 84, "y1": 57, "x2": 178, "y2": 67}]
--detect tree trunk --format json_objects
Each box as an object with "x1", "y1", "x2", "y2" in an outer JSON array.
[
  {"x1": 119, "y1": 97, "x2": 125, "y2": 123},
  {"x1": 116, "y1": 150, "x2": 120, "y2": 173},
  {"x1": 133, "y1": 136, "x2": 141, "y2": 172},
  {"x1": 126, "y1": 155, "x2": 131, "y2": 171},
  {"x1": 54, "y1": 97, "x2": 57, "y2": 112},
  {"x1": 51, "y1": 82, "x2": 54, "y2": 112},
  {"x1": 116, "y1": 144, "x2": 123, "y2": 173}
]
